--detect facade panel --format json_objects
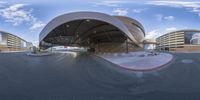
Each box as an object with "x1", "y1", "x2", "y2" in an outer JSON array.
[
  {"x1": 0, "y1": 31, "x2": 33, "y2": 52},
  {"x1": 156, "y1": 30, "x2": 200, "y2": 52}
]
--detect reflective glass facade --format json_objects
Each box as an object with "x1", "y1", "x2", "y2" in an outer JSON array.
[{"x1": 185, "y1": 32, "x2": 200, "y2": 45}]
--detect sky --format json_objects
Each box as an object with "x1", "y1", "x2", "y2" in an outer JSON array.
[{"x1": 0, "y1": 0, "x2": 200, "y2": 45}]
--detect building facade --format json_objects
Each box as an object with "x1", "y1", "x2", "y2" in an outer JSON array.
[
  {"x1": 156, "y1": 30, "x2": 200, "y2": 52},
  {"x1": 0, "y1": 31, "x2": 33, "y2": 52}
]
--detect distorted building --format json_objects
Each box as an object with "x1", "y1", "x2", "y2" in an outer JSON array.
[
  {"x1": 39, "y1": 12, "x2": 145, "y2": 53},
  {"x1": 0, "y1": 31, "x2": 33, "y2": 52},
  {"x1": 156, "y1": 29, "x2": 200, "y2": 52}
]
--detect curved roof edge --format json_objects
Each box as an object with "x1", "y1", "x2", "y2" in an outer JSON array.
[
  {"x1": 39, "y1": 11, "x2": 144, "y2": 46},
  {"x1": 114, "y1": 16, "x2": 145, "y2": 32}
]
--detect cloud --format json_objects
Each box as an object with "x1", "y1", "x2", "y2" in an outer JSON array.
[
  {"x1": 0, "y1": 4, "x2": 29, "y2": 25},
  {"x1": 154, "y1": 14, "x2": 163, "y2": 21},
  {"x1": 29, "y1": 21, "x2": 45, "y2": 31},
  {"x1": 132, "y1": 8, "x2": 146, "y2": 13},
  {"x1": 164, "y1": 16, "x2": 175, "y2": 20},
  {"x1": 0, "y1": 1, "x2": 6, "y2": 4},
  {"x1": 146, "y1": 27, "x2": 179, "y2": 39},
  {"x1": 145, "y1": 29, "x2": 160, "y2": 39},
  {"x1": 146, "y1": 1, "x2": 200, "y2": 16},
  {"x1": 154, "y1": 14, "x2": 175, "y2": 21},
  {"x1": 0, "y1": 1, "x2": 6, "y2": 7},
  {"x1": 0, "y1": 3, "x2": 45, "y2": 31},
  {"x1": 113, "y1": 8, "x2": 128, "y2": 15},
  {"x1": 146, "y1": 1, "x2": 200, "y2": 8},
  {"x1": 92, "y1": 0, "x2": 128, "y2": 7},
  {"x1": 166, "y1": 27, "x2": 177, "y2": 32}
]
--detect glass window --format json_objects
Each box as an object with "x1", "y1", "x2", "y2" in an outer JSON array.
[
  {"x1": 185, "y1": 32, "x2": 200, "y2": 45},
  {"x1": 20, "y1": 40, "x2": 27, "y2": 48}
]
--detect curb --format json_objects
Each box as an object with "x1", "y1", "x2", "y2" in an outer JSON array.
[
  {"x1": 93, "y1": 53, "x2": 174, "y2": 72},
  {"x1": 26, "y1": 52, "x2": 52, "y2": 57}
]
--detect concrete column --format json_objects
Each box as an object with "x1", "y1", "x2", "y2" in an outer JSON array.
[
  {"x1": 51, "y1": 44, "x2": 53, "y2": 52},
  {"x1": 97, "y1": 42, "x2": 100, "y2": 53},
  {"x1": 126, "y1": 39, "x2": 128, "y2": 53}
]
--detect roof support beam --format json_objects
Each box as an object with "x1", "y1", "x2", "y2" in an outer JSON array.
[
  {"x1": 74, "y1": 23, "x2": 109, "y2": 43},
  {"x1": 79, "y1": 30, "x2": 120, "y2": 43}
]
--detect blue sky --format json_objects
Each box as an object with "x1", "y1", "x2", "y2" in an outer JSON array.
[{"x1": 0, "y1": 0, "x2": 200, "y2": 45}]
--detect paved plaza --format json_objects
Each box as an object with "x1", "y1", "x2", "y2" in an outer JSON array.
[
  {"x1": 97, "y1": 52, "x2": 173, "y2": 71},
  {"x1": 0, "y1": 52, "x2": 200, "y2": 100}
]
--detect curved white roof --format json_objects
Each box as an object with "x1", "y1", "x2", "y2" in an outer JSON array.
[{"x1": 39, "y1": 12, "x2": 145, "y2": 47}]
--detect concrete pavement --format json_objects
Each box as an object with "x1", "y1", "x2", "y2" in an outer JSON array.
[
  {"x1": 97, "y1": 52, "x2": 173, "y2": 71},
  {"x1": 0, "y1": 52, "x2": 200, "y2": 100}
]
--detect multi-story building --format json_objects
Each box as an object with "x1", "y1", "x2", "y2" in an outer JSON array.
[
  {"x1": 156, "y1": 29, "x2": 200, "y2": 52},
  {"x1": 0, "y1": 31, "x2": 33, "y2": 52}
]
